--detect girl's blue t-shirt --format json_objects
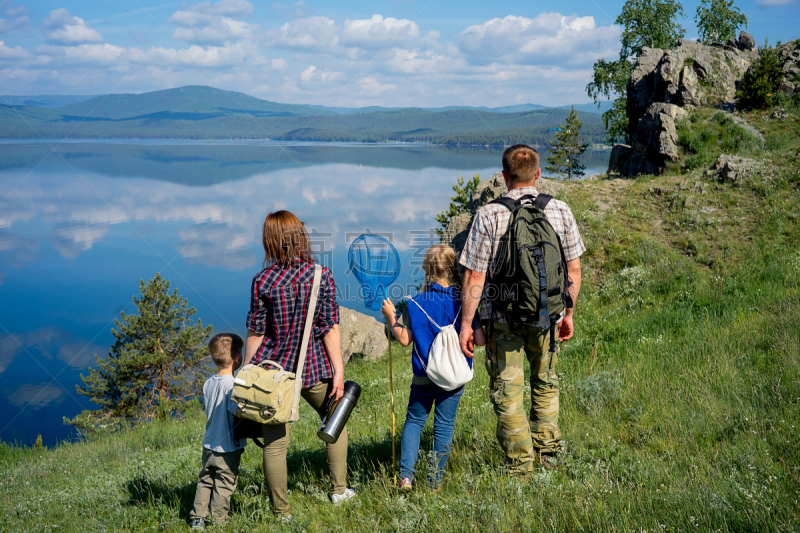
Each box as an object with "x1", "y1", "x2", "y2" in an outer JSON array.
[{"x1": 398, "y1": 283, "x2": 479, "y2": 377}]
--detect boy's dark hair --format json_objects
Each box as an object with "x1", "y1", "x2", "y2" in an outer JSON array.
[
  {"x1": 502, "y1": 144, "x2": 540, "y2": 183},
  {"x1": 208, "y1": 333, "x2": 244, "y2": 368}
]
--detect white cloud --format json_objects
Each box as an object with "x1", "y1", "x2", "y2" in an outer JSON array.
[
  {"x1": 458, "y1": 13, "x2": 619, "y2": 66},
  {"x1": 185, "y1": 0, "x2": 255, "y2": 16},
  {"x1": 341, "y1": 15, "x2": 419, "y2": 49},
  {"x1": 268, "y1": 1, "x2": 310, "y2": 19},
  {"x1": 265, "y1": 16, "x2": 338, "y2": 51},
  {"x1": 0, "y1": 39, "x2": 27, "y2": 59},
  {"x1": 755, "y1": 0, "x2": 796, "y2": 5},
  {"x1": 358, "y1": 75, "x2": 396, "y2": 94},
  {"x1": 0, "y1": 1, "x2": 29, "y2": 33},
  {"x1": 169, "y1": 1, "x2": 257, "y2": 45},
  {"x1": 302, "y1": 185, "x2": 317, "y2": 204},
  {"x1": 42, "y1": 8, "x2": 104, "y2": 45},
  {"x1": 34, "y1": 41, "x2": 255, "y2": 68}
]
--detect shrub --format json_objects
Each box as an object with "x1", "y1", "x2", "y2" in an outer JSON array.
[
  {"x1": 573, "y1": 370, "x2": 625, "y2": 412},
  {"x1": 736, "y1": 40, "x2": 782, "y2": 109}
]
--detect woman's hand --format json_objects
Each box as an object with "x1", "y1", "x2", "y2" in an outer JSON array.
[
  {"x1": 330, "y1": 371, "x2": 345, "y2": 401},
  {"x1": 381, "y1": 299, "x2": 396, "y2": 321},
  {"x1": 323, "y1": 324, "x2": 345, "y2": 401}
]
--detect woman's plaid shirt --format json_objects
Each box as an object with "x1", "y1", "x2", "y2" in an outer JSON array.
[
  {"x1": 459, "y1": 186, "x2": 585, "y2": 323},
  {"x1": 246, "y1": 260, "x2": 339, "y2": 389}
]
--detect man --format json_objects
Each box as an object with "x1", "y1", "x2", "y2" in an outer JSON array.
[{"x1": 458, "y1": 144, "x2": 584, "y2": 473}]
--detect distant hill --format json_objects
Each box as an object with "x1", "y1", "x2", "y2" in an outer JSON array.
[
  {"x1": 57, "y1": 86, "x2": 330, "y2": 120},
  {"x1": 0, "y1": 86, "x2": 607, "y2": 145},
  {"x1": 0, "y1": 95, "x2": 97, "y2": 107}
]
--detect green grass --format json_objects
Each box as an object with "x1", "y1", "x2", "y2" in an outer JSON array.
[
  {"x1": 2, "y1": 106, "x2": 800, "y2": 532},
  {"x1": 676, "y1": 110, "x2": 762, "y2": 171}
]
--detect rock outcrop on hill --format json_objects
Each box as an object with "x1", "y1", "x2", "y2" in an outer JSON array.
[
  {"x1": 610, "y1": 36, "x2": 757, "y2": 177},
  {"x1": 339, "y1": 307, "x2": 388, "y2": 363},
  {"x1": 778, "y1": 40, "x2": 800, "y2": 97},
  {"x1": 609, "y1": 33, "x2": 800, "y2": 177},
  {"x1": 442, "y1": 172, "x2": 563, "y2": 259}
]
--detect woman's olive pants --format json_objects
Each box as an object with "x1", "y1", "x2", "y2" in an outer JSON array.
[{"x1": 261, "y1": 380, "x2": 347, "y2": 516}]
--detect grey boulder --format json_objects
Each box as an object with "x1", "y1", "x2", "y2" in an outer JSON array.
[
  {"x1": 339, "y1": 306, "x2": 388, "y2": 363},
  {"x1": 704, "y1": 154, "x2": 763, "y2": 186},
  {"x1": 738, "y1": 31, "x2": 755, "y2": 51}
]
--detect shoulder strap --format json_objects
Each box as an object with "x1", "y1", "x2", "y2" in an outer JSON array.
[
  {"x1": 533, "y1": 193, "x2": 552, "y2": 210},
  {"x1": 408, "y1": 298, "x2": 441, "y2": 330},
  {"x1": 450, "y1": 307, "x2": 462, "y2": 327},
  {"x1": 489, "y1": 196, "x2": 518, "y2": 212},
  {"x1": 291, "y1": 264, "x2": 322, "y2": 421}
]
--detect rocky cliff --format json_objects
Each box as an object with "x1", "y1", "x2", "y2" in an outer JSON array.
[{"x1": 609, "y1": 33, "x2": 800, "y2": 177}]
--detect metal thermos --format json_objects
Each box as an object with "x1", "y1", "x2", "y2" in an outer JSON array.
[{"x1": 317, "y1": 381, "x2": 361, "y2": 443}]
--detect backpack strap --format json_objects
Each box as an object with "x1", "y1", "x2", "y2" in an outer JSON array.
[
  {"x1": 533, "y1": 193, "x2": 553, "y2": 210},
  {"x1": 291, "y1": 264, "x2": 322, "y2": 422},
  {"x1": 530, "y1": 247, "x2": 551, "y2": 331},
  {"x1": 450, "y1": 307, "x2": 462, "y2": 327},
  {"x1": 408, "y1": 298, "x2": 441, "y2": 330},
  {"x1": 489, "y1": 196, "x2": 518, "y2": 212}
]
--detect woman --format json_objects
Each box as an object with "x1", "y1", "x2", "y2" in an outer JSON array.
[{"x1": 245, "y1": 210, "x2": 355, "y2": 519}]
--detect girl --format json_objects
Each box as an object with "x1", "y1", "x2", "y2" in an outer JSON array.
[{"x1": 382, "y1": 244, "x2": 486, "y2": 492}]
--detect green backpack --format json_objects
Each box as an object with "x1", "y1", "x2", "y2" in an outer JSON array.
[{"x1": 486, "y1": 194, "x2": 572, "y2": 347}]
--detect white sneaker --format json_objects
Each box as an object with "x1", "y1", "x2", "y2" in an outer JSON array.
[{"x1": 330, "y1": 488, "x2": 357, "y2": 505}]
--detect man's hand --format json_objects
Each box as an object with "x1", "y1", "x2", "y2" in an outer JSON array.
[
  {"x1": 459, "y1": 324, "x2": 475, "y2": 358},
  {"x1": 460, "y1": 268, "x2": 485, "y2": 358},
  {"x1": 557, "y1": 316, "x2": 574, "y2": 341}
]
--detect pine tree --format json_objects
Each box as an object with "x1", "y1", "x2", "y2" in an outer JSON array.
[
  {"x1": 435, "y1": 173, "x2": 480, "y2": 237},
  {"x1": 545, "y1": 108, "x2": 589, "y2": 181},
  {"x1": 66, "y1": 274, "x2": 213, "y2": 435}
]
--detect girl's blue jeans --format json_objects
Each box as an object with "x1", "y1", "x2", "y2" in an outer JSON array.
[{"x1": 399, "y1": 381, "x2": 464, "y2": 487}]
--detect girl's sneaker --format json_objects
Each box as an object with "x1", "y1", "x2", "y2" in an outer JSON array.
[
  {"x1": 331, "y1": 487, "x2": 357, "y2": 505},
  {"x1": 398, "y1": 478, "x2": 412, "y2": 492}
]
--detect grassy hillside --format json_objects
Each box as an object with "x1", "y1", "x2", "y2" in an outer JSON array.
[
  {"x1": 1, "y1": 104, "x2": 798, "y2": 532},
  {"x1": 0, "y1": 86, "x2": 605, "y2": 145}
]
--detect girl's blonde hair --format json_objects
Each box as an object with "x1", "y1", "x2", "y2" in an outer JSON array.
[{"x1": 422, "y1": 244, "x2": 461, "y2": 292}]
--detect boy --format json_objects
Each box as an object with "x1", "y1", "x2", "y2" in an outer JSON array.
[{"x1": 190, "y1": 333, "x2": 245, "y2": 529}]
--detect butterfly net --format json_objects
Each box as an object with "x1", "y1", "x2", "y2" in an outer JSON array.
[{"x1": 348, "y1": 234, "x2": 401, "y2": 311}]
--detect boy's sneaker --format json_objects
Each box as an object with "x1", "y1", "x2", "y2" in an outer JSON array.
[
  {"x1": 398, "y1": 478, "x2": 412, "y2": 492},
  {"x1": 190, "y1": 518, "x2": 205, "y2": 529},
  {"x1": 330, "y1": 487, "x2": 357, "y2": 505}
]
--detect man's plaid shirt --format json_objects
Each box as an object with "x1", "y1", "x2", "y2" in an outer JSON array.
[
  {"x1": 459, "y1": 186, "x2": 586, "y2": 322},
  {"x1": 246, "y1": 260, "x2": 339, "y2": 389}
]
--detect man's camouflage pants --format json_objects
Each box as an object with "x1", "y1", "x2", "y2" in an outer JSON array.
[{"x1": 486, "y1": 320, "x2": 562, "y2": 474}]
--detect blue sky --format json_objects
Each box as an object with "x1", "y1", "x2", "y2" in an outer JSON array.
[{"x1": 0, "y1": 0, "x2": 797, "y2": 107}]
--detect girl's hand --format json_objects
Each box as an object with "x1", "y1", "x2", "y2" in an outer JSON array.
[{"x1": 381, "y1": 299, "x2": 396, "y2": 321}]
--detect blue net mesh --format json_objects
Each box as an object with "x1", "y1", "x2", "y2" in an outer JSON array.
[{"x1": 348, "y1": 234, "x2": 401, "y2": 311}]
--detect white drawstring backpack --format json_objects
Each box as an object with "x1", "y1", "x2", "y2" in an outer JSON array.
[{"x1": 408, "y1": 298, "x2": 473, "y2": 391}]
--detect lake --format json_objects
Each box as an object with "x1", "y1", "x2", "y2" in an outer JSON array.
[{"x1": 0, "y1": 140, "x2": 609, "y2": 446}]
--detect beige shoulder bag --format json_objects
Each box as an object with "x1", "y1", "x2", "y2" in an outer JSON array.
[{"x1": 231, "y1": 264, "x2": 321, "y2": 424}]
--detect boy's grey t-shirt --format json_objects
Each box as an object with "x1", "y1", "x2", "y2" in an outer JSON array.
[{"x1": 202, "y1": 374, "x2": 243, "y2": 453}]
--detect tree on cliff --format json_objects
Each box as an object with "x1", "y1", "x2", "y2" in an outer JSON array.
[
  {"x1": 587, "y1": 0, "x2": 686, "y2": 143},
  {"x1": 435, "y1": 174, "x2": 480, "y2": 237},
  {"x1": 66, "y1": 274, "x2": 213, "y2": 436},
  {"x1": 546, "y1": 107, "x2": 589, "y2": 181},
  {"x1": 695, "y1": 0, "x2": 747, "y2": 45}
]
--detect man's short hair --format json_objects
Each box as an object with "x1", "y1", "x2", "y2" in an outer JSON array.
[
  {"x1": 208, "y1": 333, "x2": 244, "y2": 368},
  {"x1": 502, "y1": 144, "x2": 540, "y2": 183}
]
